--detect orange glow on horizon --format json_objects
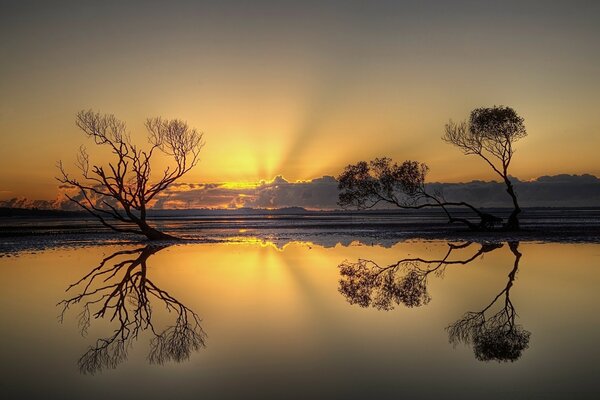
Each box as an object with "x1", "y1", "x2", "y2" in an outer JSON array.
[{"x1": 1, "y1": 2, "x2": 599, "y2": 201}]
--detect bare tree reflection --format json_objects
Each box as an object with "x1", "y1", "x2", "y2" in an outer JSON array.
[
  {"x1": 446, "y1": 242, "x2": 530, "y2": 362},
  {"x1": 339, "y1": 242, "x2": 502, "y2": 310},
  {"x1": 58, "y1": 245, "x2": 206, "y2": 374}
]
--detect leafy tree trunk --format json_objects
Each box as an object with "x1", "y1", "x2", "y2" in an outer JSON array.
[
  {"x1": 504, "y1": 179, "x2": 521, "y2": 231},
  {"x1": 423, "y1": 194, "x2": 502, "y2": 231},
  {"x1": 336, "y1": 158, "x2": 504, "y2": 232}
]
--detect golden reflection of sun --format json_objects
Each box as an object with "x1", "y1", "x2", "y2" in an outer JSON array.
[{"x1": 224, "y1": 237, "x2": 316, "y2": 252}]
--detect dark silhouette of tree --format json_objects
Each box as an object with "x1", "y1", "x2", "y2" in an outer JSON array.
[
  {"x1": 338, "y1": 241, "x2": 530, "y2": 362},
  {"x1": 338, "y1": 241, "x2": 503, "y2": 310},
  {"x1": 443, "y1": 106, "x2": 527, "y2": 230},
  {"x1": 58, "y1": 245, "x2": 206, "y2": 374},
  {"x1": 446, "y1": 242, "x2": 530, "y2": 362},
  {"x1": 337, "y1": 158, "x2": 502, "y2": 230},
  {"x1": 57, "y1": 110, "x2": 204, "y2": 240}
]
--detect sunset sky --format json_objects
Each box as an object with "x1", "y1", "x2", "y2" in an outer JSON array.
[{"x1": 1, "y1": 0, "x2": 599, "y2": 203}]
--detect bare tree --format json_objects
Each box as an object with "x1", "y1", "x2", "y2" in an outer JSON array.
[
  {"x1": 338, "y1": 242, "x2": 503, "y2": 310},
  {"x1": 337, "y1": 158, "x2": 502, "y2": 230},
  {"x1": 58, "y1": 245, "x2": 206, "y2": 374},
  {"x1": 443, "y1": 106, "x2": 527, "y2": 230},
  {"x1": 446, "y1": 242, "x2": 530, "y2": 362},
  {"x1": 57, "y1": 110, "x2": 204, "y2": 240}
]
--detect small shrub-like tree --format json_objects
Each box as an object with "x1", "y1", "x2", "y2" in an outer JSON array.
[{"x1": 337, "y1": 158, "x2": 501, "y2": 230}]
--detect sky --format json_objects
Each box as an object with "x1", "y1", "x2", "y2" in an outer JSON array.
[{"x1": 1, "y1": 0, "x2": 599, "y2": 204}]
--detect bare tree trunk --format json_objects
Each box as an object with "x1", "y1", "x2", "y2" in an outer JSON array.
[
  {"x1": 57, "y1": 111, "x2": 204, "y2": 242},
  {"x1": 138, "y1": 221, "x2": 177, "y2": 240}
]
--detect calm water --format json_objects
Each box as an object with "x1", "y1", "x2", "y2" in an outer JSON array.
[{"x1": 1, "y1": 239, "x2": 599, "y2": 399}]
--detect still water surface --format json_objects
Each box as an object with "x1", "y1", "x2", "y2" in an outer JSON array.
[{"x1": 1, "y1": 240, "x2": 599, "y2": 399}]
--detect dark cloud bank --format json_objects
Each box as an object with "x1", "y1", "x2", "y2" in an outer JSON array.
[{"x1": 2, "y1": 174, "x2": 599, "y2": 211}]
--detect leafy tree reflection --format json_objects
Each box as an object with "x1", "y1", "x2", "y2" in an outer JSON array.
[
  {"x1": 446, "y1": 242, "x2": 530, "y2": 362},
  {"x1": 58, "y1": 246, "x2": 206, "y2": 374},
  {"x1": 338, "y1": 241, "x2": 530, "y2": 362},
  {"x1": 339, "y1": 242, "x2": 502, "y2": 310}
]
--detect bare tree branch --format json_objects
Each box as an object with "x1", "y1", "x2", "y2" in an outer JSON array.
[
  {"x1": 58, "y1": 245, "x2": 207, "y2": 374},
  {"x1": 57, "y1": 110, "x2": 205, "y2": 240}
]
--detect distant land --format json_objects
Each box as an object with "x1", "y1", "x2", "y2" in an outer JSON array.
[
  {"x1": 0, "y1": 206, "x2": 315, "y2": 217},
  {"x1": 1, "y1": 174, "x2": 599, "y2": 211},
  {"x1": 0, "y1": 207, "x2": 87, "y2": 217}
]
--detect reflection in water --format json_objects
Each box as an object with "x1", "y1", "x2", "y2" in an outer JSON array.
[
  {"x1": 58, "y1": 245, "x2": 206, "y2": 374},
  {"x1": 339, "y1": 242, "x2": 503, "y2": 310},
  {"x1": 338, "y1": 241, "x2": 530, "y2": 362},
  {"x1": 447, "y1": 242, "x2": 530, "y2": 362}
]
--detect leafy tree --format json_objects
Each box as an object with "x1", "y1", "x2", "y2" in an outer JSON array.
[
  {"x1": 337, "y1": 158, "x2": 501, "y2": 230},
  {"x1": 338, "y1": 241, "x2": 531, "y2": 362},
  {"x1": 338, "y1": 242, "x2": 503, "y2": 310},
  {"x1": 446, "y1": 242, "x2": 530, "y2": 362},
  {"x1": 57, "y1": 110, "x2": 204, "y2": 240},
  {"x1": 444, "y1": 106, "x2": 527, "y2": 230}
]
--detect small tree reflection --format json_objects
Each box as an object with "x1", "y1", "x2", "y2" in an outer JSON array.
[
  {"x1": 58, "y1": 246, "x2": 206, "y2": 374},
  {"x1": 339, "y1": 242, "x2": 502, "y2": 310},
  {"x1": 446, "y1": 242, "x2": 530, "y2": 362}
]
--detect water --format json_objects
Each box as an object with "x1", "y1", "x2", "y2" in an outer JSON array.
[
  {"x1": 1, "y1": 239, "x2": 599, "y2": 399},
  {"x1": 2, "y1": 208, "x2": 600, "y2": 256}
]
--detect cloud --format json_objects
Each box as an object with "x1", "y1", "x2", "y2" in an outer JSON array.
[
  {"x1": 151, "y1": 175, "x2": 340, "y2": 209},
  {"x1": 147, "y1": 174, "x2": 600, "y2": 209},
  {"x1": 3, "y1": 174, "x2": 599, "y2": 210},
  {"x1": 425, "y1": 174, "x2": 600, "y2": 208}
]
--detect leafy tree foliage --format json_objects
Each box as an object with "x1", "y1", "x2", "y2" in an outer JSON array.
[
  {"x1": 338, "y1": 158, "x2": 501, "y2": 230},
  {"x1": 444, "y1": 106, "x2": 527, "y2": 230}
]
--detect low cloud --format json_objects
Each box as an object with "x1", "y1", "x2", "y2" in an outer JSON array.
[
  {"x1": 152, "y1": 175, "x2": 340, "y2": 209},
  {"x1": 2, "y1": 174, "x2": 599, "y2": 210},
  {"x1": 427, "y1": 174, "x2": 600, "y2": 208}
]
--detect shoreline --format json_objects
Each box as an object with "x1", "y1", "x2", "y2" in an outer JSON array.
[
  {"x1": 2, "y1": 207, "x2": 600, "y2": 256},
  {"x1": 2, "y1": 222, "x2": 600, "y2": 257}
]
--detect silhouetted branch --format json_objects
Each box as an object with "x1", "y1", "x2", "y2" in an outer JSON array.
[
  {"x1": 443, "y1": 106, "x2": 527, "y2": 230},
  {"x1": 338, "y1": 242, "x2": 503, "y2": 310},
  {"x1": 337, "y1": 158, "x2": 502, "y2": 230},
  {"x1": 446, "y1": 242, "x2": 530, "y2": 362},
  {"x1": 58, "y1": 245, "x2": 206, "y2": 374},
  {"x1": 57, "y1": 110, "x2": 205, "y2": 240}
]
